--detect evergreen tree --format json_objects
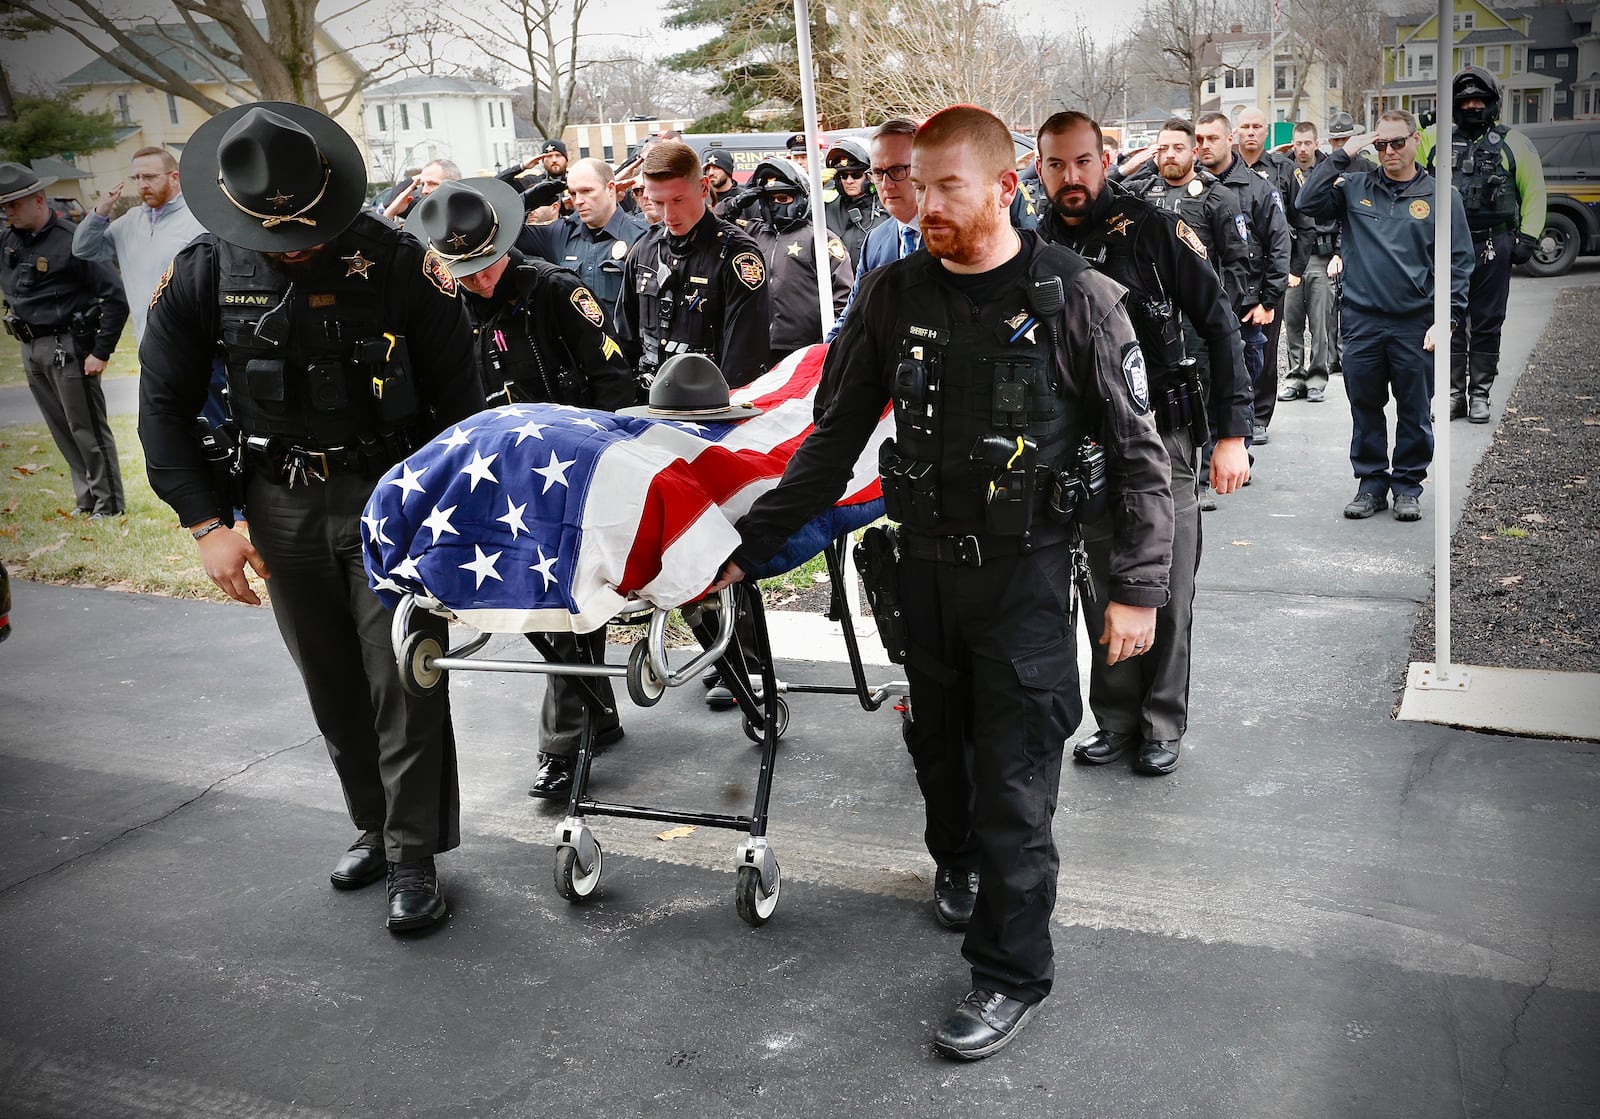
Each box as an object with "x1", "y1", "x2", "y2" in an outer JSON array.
[{"x1": 0, "y1": 92, "x2": 114, "y2": 164}]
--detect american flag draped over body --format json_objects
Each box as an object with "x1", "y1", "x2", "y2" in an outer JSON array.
[{"x1": 361, "y1": 344, "x2": 889, "y2": 634}]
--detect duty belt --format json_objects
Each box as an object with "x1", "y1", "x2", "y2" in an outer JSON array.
[
  {"x1": 1470, "y1": 221, "x2": 1516, "y2": 240},
  {"x1": 11, "y1": 321, "x2": 69, "y2": 343},
  {"x1": 242, "y1": 435, "x2": 392, "y2": 487},
  {"x1": 898, "y1": 526, "x2": 1072, "y2": 567}
]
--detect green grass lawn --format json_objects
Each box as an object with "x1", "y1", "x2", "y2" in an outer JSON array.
[{"x1": 0, "y1": 347, "x2": 139, "y2": 390}]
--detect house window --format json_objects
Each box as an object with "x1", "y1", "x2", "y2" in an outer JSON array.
[
  {"x1": 603, "y1": 144, "x2": 614, "y2": 162},
  {"x1": 166, "y1": 93, "x2": 180, "y2": 125},
  {"x1": 1206, "y1": 77, "x2": 1217, "y2": 94},
  {"x1": 1414, "y1": 96, "x2": 1436, "y2": 117},
  {"x1": 1224, "y1": 67, "x2": 1255, "y2": 90},
  {"x1": 1556, "y1": 90, "x2": 1568, "y2": 104},
  {"x1": 1329, "y1": 67, "x2": 1340, "y2": 89},
  {"x1": 1556, "y1": 53, "x2": 1570, "y2": 68},
  {"x1": 1457, "y1": 48, "x2": 1474, "y2": 71},
  {"x1": 377, "y1": 105, "x2": 387, "y2": 131},
  {"x1": 1452, "y1": 12, "x2": 1474, "y2": 30},
  {"x1": 1275, "y1": 64, "x2": 1293, "y2": 93},
  {"x1": 399, "y1": 104, "x2": 410, "y2": 130},
  {"x1": 1514, "y1": 47, "x2": 1525, "y2": 73},
  {"x1": 500, "y1": 102, "x2": 507, "y2": 128},
  {"x1": 1534, "y1": 55, "x2": 1546, "y2": 70},
  {"x1": 115, "y1": 92, "x2": 131, "y2": 125},
  {"x1": 422, "y1": 102, "x2": 432, "y2": 129},
  {"x1": 1486, "y1": 46, "x2": 1502, "y2": 73}
]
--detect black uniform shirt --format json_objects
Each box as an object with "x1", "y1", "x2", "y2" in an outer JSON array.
[
  {"x1": 139, "y1": 222, "x2": 481, "y2": 526},
  {"x1": 823, "y1": 188, "x2": 887, "y2": 266},
  {"x1": 737, "y1": 216, "x2": 853, "y2": 355},
  {"x1": 463, "y1": 248, "x2": 635, "y2": 412},
  {"x1": 0, "y1": 213, "x2": 129, "y2": 358},
  {"x1": 1039, "y1": 189, "x2": 1252, "y2": 442},
  {"x1": 732, "y1": 231, "x2": 1174, "y2": 608},
  {"x1": 1126, "y1": 168, "x2": 1254, "y2": 310},
  {"x1": 615, "y1": 207, "x2": 771, "y2": 387}
]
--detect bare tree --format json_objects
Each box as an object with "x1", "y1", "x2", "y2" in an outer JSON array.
[
  {"x1": 567, "y1": 53, "x2": 712, "y2": 123},
  {"x1": 4, "y1": 0, "x2": 386, "y2": 114},
  {"x1": 456, "y1": 0, "x2": 615, "y2": 139},
  {"x1": 1130, "y1": 0, "x2": 1239, "y2": 123},
  {"x1": 1052, "y1": 18, "x2": 1134, "y2": 124}
]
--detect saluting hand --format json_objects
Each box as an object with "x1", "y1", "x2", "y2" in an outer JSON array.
[
  {"x1": 93, "y1": 182, "x2": 124, "y2": 219},
  {"x1": 195, "y1": 525, "x2": 271, "y2": 606}
]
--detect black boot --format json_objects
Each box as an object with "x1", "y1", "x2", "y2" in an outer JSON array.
[
  {"x1": 1467, "y1": 351, "x2": 1497, "y2": 424},
  {"x1": 1449, "y1": 349, "x2": 1468, "y2": 420}
]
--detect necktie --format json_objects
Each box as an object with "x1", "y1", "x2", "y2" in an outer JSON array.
[{"x1": 901, "y1": 226, "x2": 919, "y2": 258}]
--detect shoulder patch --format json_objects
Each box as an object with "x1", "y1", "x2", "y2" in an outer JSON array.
[
  {"x1": 827, "y1": 237, "x2": 847, "y2": 261},
  {"x1": 1175, "y1": 219, "x2": 1208, "y2": 261},
  {"x1": 422, "y1": 250, "x2": 458, "y2": 296},
  {"x1": 731, "y1": 250, "x2": 765, "y2": 290},
  {"x1": 1234, "y1": 213, "x2": 1250, "y2": 243},
  {"x1": 1121, "y1": 342, "x2": 1150, "y2": 414},
  {"x1": 570, "y1": 285, "x2": 604, "y2": 326},
  {"x1": 150, "y1": 261, "x2": 174, "y2": 309}
]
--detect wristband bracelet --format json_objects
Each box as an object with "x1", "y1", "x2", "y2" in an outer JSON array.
[{"x1": 190, "y1": 519, "x2": 226, "y2": 541}]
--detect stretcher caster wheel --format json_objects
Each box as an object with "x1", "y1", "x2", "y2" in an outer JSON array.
[
  {"x1": 626, "y1": 640, "x2": 667, "y2": 707},
  {"x1": 398, "y1": 631, "x2": 445, "y2": 697},
  {"x1": 741, "y1": 695, "x2": 789, "y2": 745},
  {"x1": 555, "y1": 839, "x2": 603, "y2": 900},
  {"x1": 736, "y1": 862, "x2": 780, "y2": 926}
]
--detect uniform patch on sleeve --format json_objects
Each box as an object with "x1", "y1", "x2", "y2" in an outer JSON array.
[
  {"x1": 1234, "y1": 213, "x2": 1250, "y2": 243},
  {"x1": 600, "y1": 333, "x2": 622, "y2": 361},
  {"x1": 731, "y1": 251, "x2": 766, "y2": 290},
  {"x1": 570, "y1": 286, "x2": 604, "y2": 326},
  {"x1": 1176, "y1": 219, "x2": 1208, "y2": 260},
  {"x1": 1121, "y1": 342, "x2": 1151, "y2": 414},
  {"x1": 149, "y1": 261, "x2": 174, "y2": 309},
  {"x1": 827, "y1": 237, "x2": 847, "y2": 261},
  {"x1": 422, "y1": 250, "x2": 458, "y2": 296}
]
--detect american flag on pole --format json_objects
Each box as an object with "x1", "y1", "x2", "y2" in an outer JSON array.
[{"x1": 361, "y1": 344, "x2": 890, "y2": 634}]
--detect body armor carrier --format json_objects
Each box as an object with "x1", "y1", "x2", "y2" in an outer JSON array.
[
  {"x1": 878, "y1": 248, "x2": 1087, "y2": 539},
  {"x1": 1439, "y1": 127, "x2": 1520, "y2": 233},
  {"x1": 216, "y1": 215, "x2": 420, "y2": 452},
  {"x1": 476, "y1": 259, "x2": 591, "y2": 408},
  {"x1": 636, "y1": 224, "x2": 734, "y2": 377}
]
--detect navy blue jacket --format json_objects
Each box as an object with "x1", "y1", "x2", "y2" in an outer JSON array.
[{"x1": 1297, "y1": 149, "x2": 1473, "y2": 321}]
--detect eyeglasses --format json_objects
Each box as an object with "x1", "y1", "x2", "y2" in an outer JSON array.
[
  {"x1": 835, "y1": 168, "x2": 866, "y2": 180},
  {"x1": 868, "y1": 164, "x2": 911, "y2": 182},
  {"x1": 1371, "y1": 135, "x2": 1414, "y2": 152}
]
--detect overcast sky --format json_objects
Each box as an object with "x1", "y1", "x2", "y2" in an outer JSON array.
[{"x1": 3, "y1": 0, "x2": 1140, "y2": 93}]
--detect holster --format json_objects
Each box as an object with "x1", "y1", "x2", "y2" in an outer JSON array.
[
  {"x1": 853, "y1": 525, "x2": 910, "y2": 666},
  {"x1": 197, "y1": 418, "x2": 242, "y2": 526}
]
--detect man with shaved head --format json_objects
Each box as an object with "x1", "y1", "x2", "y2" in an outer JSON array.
[
  {"x1": 517, "y1": 156, "x2": 647, "y2": 314},
  {"x1": 710, "y1": 104, "x2": 1174, "y2": 1061}
]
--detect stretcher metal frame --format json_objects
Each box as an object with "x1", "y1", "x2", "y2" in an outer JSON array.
[{"x1": 388, "y1": 531, "x2": 905, "y2": 926}]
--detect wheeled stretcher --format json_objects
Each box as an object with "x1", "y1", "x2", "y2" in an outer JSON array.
[{"x1": 363, "y1": 347, "x2": 904, "y2": 924}]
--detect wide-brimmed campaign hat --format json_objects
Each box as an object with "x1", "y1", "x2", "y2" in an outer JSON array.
[
  {"x1": 619, "y1": 353, "x2": 763, "y2": 422},
  {"x1": 182, "y1": 102, "x2": 367, "y2": 252},
  {"x1": 0, "y1": 162, "x2": 59, "y2": 204},
  {"x1": 1327, "y1": 112, "x2": 1358, "y2": 140},
  {"x1": 404, "y1": 177, "x2": 524, "y2": 278}
]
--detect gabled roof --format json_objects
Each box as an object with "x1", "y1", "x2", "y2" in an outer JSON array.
[
  {"x1": 60, "y1": 20, "x2": 362, "y2": 90},
  {"x1": 1526, "y1": 3, "x2": 1582, "y2": 47},
  {"x1": 365, "y1": 75, "x2": 513, "y2": 97},
  {"x1": 1456, "y1": 28, "x2": 1529, "y2": 44},
  {"x1": 31, "y1": 156, "x2": 84, "y2": 180}
]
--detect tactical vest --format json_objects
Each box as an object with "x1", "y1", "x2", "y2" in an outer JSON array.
[
  {"x1": 1139, "y1": 173, "x2": 1230, "y2": 259},
  {"x1": 1434, "y1": 127, "x2": 1520, "y2": 232},
  {"x1": 880, "y1": 248, "x2": 1086, "y2": 539},
  {"x1": 633, "y1": 223, "x2": 735, "y2": 374},
  {"x1": 474, "y1": 260, "x2": 590, "y2": 407},
  {"x1": 217, "y1": 216, "x2": 412, "y2": 447}
]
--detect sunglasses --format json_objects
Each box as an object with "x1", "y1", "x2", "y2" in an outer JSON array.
[
  {"x1": 868, "y1": 164, "x2": 911, "y2": 182},
  {"x1": 1371, "y1": 135, "x2": 1414, "y2": 152},
  {"x1": 835, "y1": 168, "x2": 866, "y2": 180}
]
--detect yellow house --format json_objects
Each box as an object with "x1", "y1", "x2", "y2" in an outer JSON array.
[
  {"x1": 1372, "y1": 1, "x2": 1559, "y2": 125},
  {"x1": 58, "y1": 20, "x2": 368, "y2": 205}
]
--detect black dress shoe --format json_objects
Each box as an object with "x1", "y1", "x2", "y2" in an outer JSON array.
[
  {"x1": 933, "y1": 866, "x2": 979, "y2": 931},
  {"x1": 386, "y1": 857, "x2": 447, "y2": 932},
  {"x1": 1251, "y1": 424, "x2": 1270, "y2": 445},
  {"x1": 527, "y1": 753, "x2": 575, "y2": 799},
  {"x1": 932, "y1": 989, "x2": 1039, "y2": 1060},
  {"x1": 1450, "y1": 395, "x2": 1467, "y2": 420},
  {"x1": 1277, "y1": 382, "x2": 1306, "y2": 401},
  {"x1": 706, "y1": 674, "x2": 777, "y2": 710},
  {"x1": 1307, "y1": 386, "x2": 1325, "y2": 403},
  {"x1": 1343, "y1": 491, "x2": 1388, "y2": 519},
  {"x1": 1133, "y1": 739, "x2": 1180, "y2": 775},
  {"x1": 1468, "y1": 396, "x2": 1491, "y2": 423},
  {"x1": 330, "y1": 831, "x2": 387, "y2": 890},
  {"x1": 1072, "y1": 729, "x2": 1138, "y2": 765}
]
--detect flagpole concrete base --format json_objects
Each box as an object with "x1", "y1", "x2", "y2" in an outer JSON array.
[{"x1": 1398, "y1": 661, "x2": 1600, "y2": 740}]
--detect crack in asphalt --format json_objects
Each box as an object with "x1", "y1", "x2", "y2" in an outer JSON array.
[
  {"x1": 1399, "y1": 740, "x2": 1447, "y2": 809},
  {"x1": 1487, "y1": 933, "x2": 1556, "y2": 1117},
  {"x1": 0, "y1": 734, "x2": 321, "y2": 900}
]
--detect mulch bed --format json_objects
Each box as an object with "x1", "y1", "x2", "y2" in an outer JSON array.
[{"x1": 1409, "y1": 283, "x2": 1600, "y2": 673}]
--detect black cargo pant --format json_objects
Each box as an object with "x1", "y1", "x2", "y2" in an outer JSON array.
[
  {"x1": 898, "y1": 539, "x2": 1079, "y2": 1005},
  {"x1": 246, "y1": 471, "x2": 460, "y2": 864},
  {"x1": 1080, "y1": 428, "x2": 1200, "y2": 741}
]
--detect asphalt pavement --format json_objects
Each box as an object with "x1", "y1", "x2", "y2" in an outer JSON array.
[{"x1": 1, "y1": 268, "x2": 1597, "y2": 1118}]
